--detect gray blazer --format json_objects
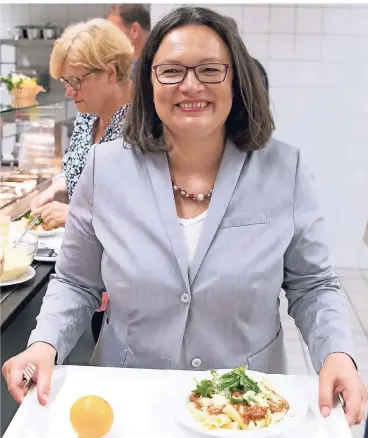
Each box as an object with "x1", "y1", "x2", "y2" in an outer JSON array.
[{"x1": 28, "y1": 138, "x2": 355, "y2": 374}]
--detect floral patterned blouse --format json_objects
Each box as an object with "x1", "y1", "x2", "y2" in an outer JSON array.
[{"x1": 62, "y1": 105, "x2": 128, "y2": 199}]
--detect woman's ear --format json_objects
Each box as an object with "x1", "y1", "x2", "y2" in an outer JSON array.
[
  {"x1": 106, "y1": 64, "x2": 117, "y2": 83},
  {"x1": 130, "y1": 22, "x2": 141, "y2": 42}
]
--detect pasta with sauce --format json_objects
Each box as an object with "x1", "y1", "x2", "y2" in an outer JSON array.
[{"x1": 187, "y1": 366, "x2": 291, "y2": 431}]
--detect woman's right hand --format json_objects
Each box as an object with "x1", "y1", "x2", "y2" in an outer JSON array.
[
  {"x1": 30, "y1": 187, "x2": 56, "y2": 215},
  {"x1": 2, "y1": 342, "x2": 56, "y2": 405}
]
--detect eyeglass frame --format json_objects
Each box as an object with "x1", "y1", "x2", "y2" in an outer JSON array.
[
  {"x1": 151, "y1": 63, "x2": 232, "y2": 85},
  {"x1": 60, "y1": 69, "x2": 100, "y2": 90}
]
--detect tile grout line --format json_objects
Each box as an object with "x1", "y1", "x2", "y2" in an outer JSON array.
[{"x1": 343, "y1": 286, "x2": 368, "y2": 340}]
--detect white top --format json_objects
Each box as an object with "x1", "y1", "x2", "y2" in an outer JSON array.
[
  {"x1": 177, "y1": 210, "x2": 208, "y2": 264},
  {"x1": 177, "y1": 210, "x2": 208, "y2": 368}
]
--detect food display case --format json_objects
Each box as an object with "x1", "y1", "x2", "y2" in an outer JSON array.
[{"x1": 0, "y1": 95, "x2": 76, "y2": 220}]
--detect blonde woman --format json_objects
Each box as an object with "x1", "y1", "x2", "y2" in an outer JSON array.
[
  {"x1": 30, "y1": 19, "x2": 133, "y2": 330},
  {"x1": 31, "y1": 18, "x2": 134, "y2": 227}
]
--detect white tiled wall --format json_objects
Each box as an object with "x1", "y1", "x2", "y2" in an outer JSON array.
[
  {"x1": 0, "y1": 4, "x2": 112, "y2": 84},
  {"x1": 0, "y1": 4, "x2": 112, "y2": 104},
  {"x1": 0, "y1": 3, "x2": 150, "y2": 97},
  {"x1": 0, "y1": 4, "x2": 111, "y2": 34},
  {"x1": 0, "y1": 3, "x2": 150, "y2": 34},
  {"x1": 151, "y1": 4, "x2": 368, "y2": 269}
]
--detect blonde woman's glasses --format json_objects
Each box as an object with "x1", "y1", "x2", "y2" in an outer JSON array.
[{"x1": 60, "y1": 69, "x2": 99, "y2": 90}]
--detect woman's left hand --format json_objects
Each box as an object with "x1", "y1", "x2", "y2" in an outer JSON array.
[
  {"x1": 319, "y1": 352, "x2": 368, "y2": 425},
  {"x1": 33, "y1": 201, "x2": 69, "y2": 230},
  {"x1": 96, "y1": 292, "x2": 109, "y2": 312}
]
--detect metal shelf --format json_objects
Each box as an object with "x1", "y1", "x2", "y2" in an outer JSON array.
[
  {"x1": 0, "y1": 94, "x2": 70, "y2": 114},
  {"x1": 0, "y1": 39, "x2": 56, "y2": 47}
]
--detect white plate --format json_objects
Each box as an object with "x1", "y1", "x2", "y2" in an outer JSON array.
[
  {"x1": 10, "y1": 221, "x2": 64, "y2": 238},
  {"x1": 0, "y1": 266, "x2": 36, "y2": 287},
  {"x1": 173, "y1": 370, "x2": 308, "y2": 438},
  {"x1": 34, "y1": 255, "x2": 57, "y2": 262},
  {"x1": 30, "y1": 228, "x2": 64, "y2": 238}
]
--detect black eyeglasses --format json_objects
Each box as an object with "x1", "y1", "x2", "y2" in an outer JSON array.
[
  {"x1": 60, "y1": 69, "x2": 99, "y2": 90},
  {"x1": 152, "y1": 63, "x2": 231, "y2": 85}
]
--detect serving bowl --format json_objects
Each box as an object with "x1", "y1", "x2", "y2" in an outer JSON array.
[{"x1": 0, "y1": 232, "x2": 38, "y2": 283}]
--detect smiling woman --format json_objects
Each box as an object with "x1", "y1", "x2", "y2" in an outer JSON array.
[
  {"x1": 3, "y1": 6, "x2": 367, "y2": 429},
  {"x1": 124, "y1": 8, "x2": 272, "y2": 154}
]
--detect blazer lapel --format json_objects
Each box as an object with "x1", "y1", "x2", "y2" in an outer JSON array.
[
  {"x1": 189, "y1": 140, "x2": 248, "y2": 285},
  {"x1": 145, "y1": 152, "x2": 190, "y2": 292}
]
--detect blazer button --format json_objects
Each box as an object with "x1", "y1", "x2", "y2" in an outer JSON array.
[
  {"x1": 191, "y1": 357, "x2": 201, "y2": 368},
  {"x1": 181, "y1": 293, "x2": 190, "y2": 303}
]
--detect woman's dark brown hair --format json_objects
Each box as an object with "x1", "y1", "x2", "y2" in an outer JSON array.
[{"x1": 123, "y1": 6, "x2": 275, "y2": 152}]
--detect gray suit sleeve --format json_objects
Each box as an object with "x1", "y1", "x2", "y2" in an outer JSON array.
[
  {"x1": 28, "y1": 146, "x2": 105, "y2": 363},
  {"x1": 282, "y1": 149, "x2": 355, "y2": 373}
]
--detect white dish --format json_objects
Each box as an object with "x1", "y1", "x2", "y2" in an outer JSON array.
[
  {"x1": 0, "y1": 265, "x2": 35, "y2": 287},
  {"x1": 30, "y1": 228, "x2": 64, "y2": 238},
  {"x1": 34, "y1": 255, "x2": 57, "y2": 263},
  {"x1": 10, "y1": 221, "x2": 64, "y2": 238},
  {"x1": 173, "y1": 370, "x2": 308, "y2": 438}
]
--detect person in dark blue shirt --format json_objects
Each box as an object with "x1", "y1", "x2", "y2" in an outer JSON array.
[
  {"x1": 364, "y1": 416, "x2": 368, "y2": 438},
  {"x1": 107, "y1": 4, "x2": 150, "y2": 78}
]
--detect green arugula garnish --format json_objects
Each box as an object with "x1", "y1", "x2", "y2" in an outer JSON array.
[
  {"x1": 26, "y1": 214, "x2": 43, "y2": 225},
  {"x1": 220, "y1": 366, "x2": 261, "y2": 394},
  {"x1": 193, "y1": 378, "x2": 214, "y2": 397},
  {"x1": 192, "y1": 366, "x2": 260, "y2": 397}
]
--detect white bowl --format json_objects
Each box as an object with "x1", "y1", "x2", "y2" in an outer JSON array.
[{"x1": 0, "y1": 233, "x2": 38, "y2": 283}]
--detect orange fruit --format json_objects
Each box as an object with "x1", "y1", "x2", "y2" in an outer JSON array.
[{"x1": 70, "y1": 395, "x2": 114, "y2": 438}]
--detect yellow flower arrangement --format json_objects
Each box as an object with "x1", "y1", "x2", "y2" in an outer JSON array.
[{"x1": 0, "y1": 73, "x2": 45, "y2": 108}]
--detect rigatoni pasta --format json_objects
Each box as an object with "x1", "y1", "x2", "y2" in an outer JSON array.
[{"x1": 187, "y1": 366, "x2": 291, "y2": 431}]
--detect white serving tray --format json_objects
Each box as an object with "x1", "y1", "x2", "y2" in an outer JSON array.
[{"x1": 3, "y1": 366, "x2": 352, "y2": 438}]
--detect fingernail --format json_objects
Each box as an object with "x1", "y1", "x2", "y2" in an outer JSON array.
[
  {"x1": 321, "y1": 406, "x2": 330, "y2": 417},
  {"x1": 41, "y1": 394, "x2": 48, "y2": 404}
]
